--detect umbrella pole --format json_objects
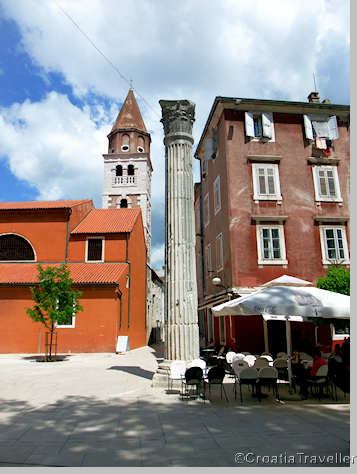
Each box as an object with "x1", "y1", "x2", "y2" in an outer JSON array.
[{"x1": 285, "y1": 319, "x2": 293, "y2": 392}]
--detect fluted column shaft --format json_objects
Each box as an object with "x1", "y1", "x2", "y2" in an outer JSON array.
[{"x1": 160, "y1": 100, "x2": 199, "y2": 361}]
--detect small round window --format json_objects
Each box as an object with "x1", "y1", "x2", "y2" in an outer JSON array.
[
  {"x1": 121, "y1": 145, "x2": 129, "y2": 152},
  {"x1": 137, "y1": 146, "x2": 144, "y2": 153}
]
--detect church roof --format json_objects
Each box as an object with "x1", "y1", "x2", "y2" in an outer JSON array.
[
  {"x1": 71, "y1": 208, "x2": 141, "y2": 234},
  {"x1": 0, "y1": 200, "x2": 92, "y2": 211},
  {"x1": 0, "y1": 263, "x2": 128, "y2": 285},
  {"x1": 111, "y1": 89, "x2": 147, "y2": 133}
]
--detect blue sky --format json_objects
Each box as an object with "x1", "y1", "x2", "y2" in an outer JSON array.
[{"x1": 0, "y1": 0, "x2": 350, "y2": 269}]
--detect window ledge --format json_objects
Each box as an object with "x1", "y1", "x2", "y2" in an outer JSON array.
[
  {"x1": 258, "y1": 259, "x2": 288, "y2": 266},
  {"x1": 314, "y1": 216, "x2": 349, "y2": 223},
  {"x1": 308, "y1": 157, "x2": 340, "y2": 166},
  {"x1": 315, "y1": 198, "x2": 343, "y2": 204},
  {"x1": 253, "y1": 195, "x2": 282, "y2": 202},
  {"x1": 55, "y1": 318, "x2": 76, "y2": 329},
  {"x1": 248, "y1": 155, "x2": 281, "y2": 163},
  {"x1": 250, "y1": 137, "x2": 275, "y2": 143},
  {"x1": 322, "y1": 259, "x2": 350, "y2": 266},
  {"x1": 252, "y1": 215, "x2": 288, "y2": 223}
]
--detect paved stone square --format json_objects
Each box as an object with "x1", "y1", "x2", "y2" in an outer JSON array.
[{"x1": 0, "y1": 347, "x2": 351, "y2": 467}]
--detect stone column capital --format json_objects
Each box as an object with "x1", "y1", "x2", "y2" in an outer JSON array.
[{"x1": 159, "y1": 100, "x2": 195, "y2": 141}]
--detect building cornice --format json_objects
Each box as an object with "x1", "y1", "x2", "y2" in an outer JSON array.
[{"x1": 195, "y1": 96, "x2": 350, "y2": 159}]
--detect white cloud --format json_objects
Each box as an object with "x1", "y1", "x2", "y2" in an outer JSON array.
[
  {"x1": 0, "y1": 0, "x2": 349, "y2": 249},
  {"x1": 150, "y1": 243, "x2": 164, "y2": 270},
  {"x1": 0, "y1": 92, "x2": 110, "y2": 205},
  {"x1": 0, "y1": 0, "x2": 349, "y2": 105}
]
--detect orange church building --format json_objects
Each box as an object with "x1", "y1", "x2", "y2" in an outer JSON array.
[{"x1": 0, "y1": 199, "x2": 147, "y2": 353}]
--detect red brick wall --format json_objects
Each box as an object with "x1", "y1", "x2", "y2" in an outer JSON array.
[{"x1": 224, "y1": 110, "x2": 350, "y2": 287}]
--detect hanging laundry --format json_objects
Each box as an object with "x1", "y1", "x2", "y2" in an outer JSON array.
[
  {"x1": 315, "y1": 137, "x2": 327, "y2": 149},
  {"x1": 326, "y1": 139, "x2": 333, "y2": 148},
  {"x1": 323, "y1": 149, "x2": 331, "y2": 156}
]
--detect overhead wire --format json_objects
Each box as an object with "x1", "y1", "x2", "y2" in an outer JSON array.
[{"x1": 52, "y1": 0, "x2": 161, "y2": 119}]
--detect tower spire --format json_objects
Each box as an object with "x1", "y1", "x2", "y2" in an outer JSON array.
[{"x1": 111, "y1": 89, "x2": 147, "y2": 133}]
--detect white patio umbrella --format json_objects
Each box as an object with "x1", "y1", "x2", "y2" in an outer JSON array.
[{"x1": 211, "y1": 282, "x2": 350, "y2": 385}]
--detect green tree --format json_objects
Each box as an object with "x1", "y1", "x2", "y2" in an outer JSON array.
[
  {"x1": 26, "y1": 264, "x2": 83, "y2": 360},
  {"x1": 316, "y1": 264, "x2": 350, "y2": 295}
]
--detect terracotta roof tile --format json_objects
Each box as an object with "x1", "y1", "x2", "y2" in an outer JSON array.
[
  {"x1": 0, "y1": 263, "x2": 128, "y2": 285},
  {"x1": 0, "y1": 200, "x2": 92, "y2": 211},
  {"x1": 71, "y1": 208, "x2": 141, "y2": 234},
  {"x1": 111, "y1": 89, "x2": 147, "y2": 132}
]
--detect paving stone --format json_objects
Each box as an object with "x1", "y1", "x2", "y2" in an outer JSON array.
[
  {"x1": 0, "y1": 350, "x2": 350, "y2": 468},
  {"x1": 0, "y1": 446, "x2": 36, "y2": 463},
  {"x1": 25, "y1": 452, "x2": 85, "y2": 467}
]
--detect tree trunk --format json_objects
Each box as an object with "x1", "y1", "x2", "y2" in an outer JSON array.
[{"x1": 49, "y1": 321, "x2": 54, "y2": 361}]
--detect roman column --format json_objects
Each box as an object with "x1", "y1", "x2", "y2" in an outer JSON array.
[{"x1": 160, "y1": 99, "x2": 199, "y2": 362}]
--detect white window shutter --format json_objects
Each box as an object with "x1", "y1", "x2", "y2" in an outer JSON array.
[
  {"x1": 303, "y1": 115, "x2": 313, "y2": 140},
  {"x1": 262, "y1": 113, "x2": 273, "y2": 139},
  {"x1": 245, "y1": 112, "x2": 255, "y2": 137},
  {"x1": 328, "y1": 116, "x2": 339, "y2": 140}
]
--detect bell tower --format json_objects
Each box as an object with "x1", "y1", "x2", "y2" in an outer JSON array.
[{"x1": 102, "y1": 89, "x2": 153, "y2": 260}]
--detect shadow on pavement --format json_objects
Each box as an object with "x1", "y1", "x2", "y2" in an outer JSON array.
[
  {"x1": 107, "y1": 366, "x2": 155, "y2": 379},
  {"x1": 21, "y1": 355, "x2": 72, "y2": 363},
  {"x1": 0, "y1": 388, "x2": 350, "y2": 467}
]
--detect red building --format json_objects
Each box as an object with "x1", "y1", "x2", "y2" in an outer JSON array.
[
  {"x1": 194, "y1": 92, "x2": 350, "y2": 355},
  {"x1": 0, "y1": 199, "x2": 147, "y2": 353}
]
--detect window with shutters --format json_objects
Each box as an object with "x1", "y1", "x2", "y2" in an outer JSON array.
[
  {"x1": 252, "y1": 163, "x2": 282, "y2": 201},
  {"x1": 319, "y1": 226, "x2": 349, "y2": 265},
  {"x1": 86, "y1": 237, "x2": 104, "y2": 262},
  {"x1": 312, "y1": 166, "x2": 342, "y2": 202},
  {"x1": 0, "y1": 234, "x2": 36, "y2": 261},
  {"x1": 203, "y1": 193, "x2": 210, "y2": 227},
  {"x1": 256, "y1": 225, "x2": 287, "y2": 265},
  {"x1": 213, "y1": 175, "x2": 221, "y2": 214},
  {"x1": 245, "y1": 112, "x2": 275, "y2": 142},
  {"x1": 216, "y1": 233, "x2": 224, "y2": 271},
  {"x1": 303, "y1": 115, "x2": 339, "y2": 141}
]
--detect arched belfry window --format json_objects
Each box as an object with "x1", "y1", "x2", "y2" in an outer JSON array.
[
  {"x1": 0, "y1": 234, "x2": 35, "y2": 261},
  {"x1": 128, "y1": 164, "x2": 135, "y2": 176},
  {"x1": 121, "y1": 134, "x2": 130, "y2": 152},
  {"x1": 137, "y1": 136, "x2": 145, "y2": 152},
  {"x1": 116, "y1": 165, "x2": 123, "y2": 176},
  {"x1": 120, "y1": 199, "x2": 128, "y2": 208}
]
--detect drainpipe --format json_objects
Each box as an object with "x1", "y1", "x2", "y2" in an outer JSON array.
[
  {"x1": 125, "y1": 233, "x2": 131, "y2": 328},
  {"x1": 65, "y1": 209, "x2": 72, "y2": 263},
  {"x1": 116, "y1": 286, "x2": 123, "y2": 329}
]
